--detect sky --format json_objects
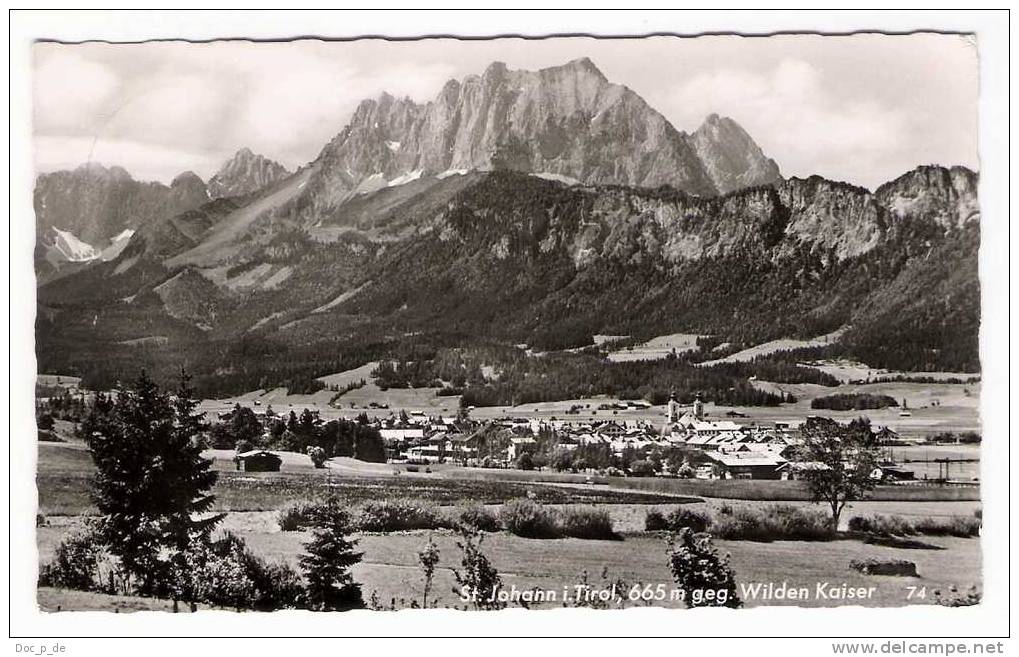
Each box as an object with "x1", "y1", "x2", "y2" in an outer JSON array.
[{"x1": 32, "y1": 33, "x2": 979, "y2": 191}]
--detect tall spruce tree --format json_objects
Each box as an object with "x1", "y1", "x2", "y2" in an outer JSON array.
[
  {"x1": 165, "y1": 371, "x2": 222, "y2": 547},
  {"x1": 82, "y1": 370, "x2": 221, "y2": 592},
  {"x1": 299, "y1": 501, "x2": 364, "y2": 611}
]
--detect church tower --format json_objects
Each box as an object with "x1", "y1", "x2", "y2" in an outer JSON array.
[
  {"x1": 693, "y1": 392, "x2": 704, "y2": 421},
  {"x1": 667, "y1": 388, "x2": 679, "y2": 423}
]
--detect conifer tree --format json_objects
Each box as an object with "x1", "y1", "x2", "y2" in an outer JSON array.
[
  {"x1": 82, "y1": 370, "x2": 221, "y2": 592},
  {"x1": 164, "y1": 370, "x2": 222, "y2": 548},
  {"x1": 299, "y1": 501, "x2": 364, "y2": 611}
]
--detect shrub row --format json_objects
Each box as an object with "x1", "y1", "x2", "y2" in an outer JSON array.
[
  {"x1": 357, "y1": 500, "x2": 456, "y2": 533},
  {"x1": 711, "y1": 504, "x2": 833, "y2": 542},
  {"x1": 499, "y1": 499, "x2": 617, "y2": 540},
  {"x1": 278, "y1": 498, "x2": 457, "y2": 533},
  {"x1": 456, "y1": 504, "x2": 502, "y2": 533},
  {"x1": 848, "y1": 513, "x2": 980, "y2": 538},
  {"x1": 277, "y1": 498, "x2": 617, "y2": 540},
  {"x1": 646, "y1": 504, "x2": 833, "y2": 542},
  {"x1": 278, "y1": 499, "x2": 500, "y2": 535},
  {"x1": 645, "y1": 508, "x2": 711, "y2": 533}
]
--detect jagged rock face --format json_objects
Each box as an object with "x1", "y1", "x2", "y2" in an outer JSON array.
[
  {"x1": 777, "y1": 177, "x2": 888, "y2": 261},
  {"x1": 428, "y1": 166, "x2": 977, "y2": 272},
  {"x1": 35, "y1": 164, "x2": 982, "y2": 389},
  {"x1": 875, "y1": 165, "x2": 979, "y2": 230},
  {"x1": 692, "y1": 114, "x2": 783, "y2": 194},
  {"x1": 34, "y1": 163, "x2": 209, "y2": 245},
  {"x1": 304, "y1": 58, "x2": 723, "y2": 211},
  {"x1": 207, "y1": 148, "x2": 290, "y2": 199}
]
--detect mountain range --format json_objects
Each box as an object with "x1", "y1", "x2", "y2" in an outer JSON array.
[
  {"x1": 34, "y1": 58, "x2": 980, "y2": 396},
  {"x1": 34, "y1": 148, "x2": 290, "y2": 281}
]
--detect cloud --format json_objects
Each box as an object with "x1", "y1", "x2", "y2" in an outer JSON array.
[
  {"x1": 669, "y1": 58, "x2": 911, "y2": 188},
  {"x1": 34, "y1": 135, "x2": 218, "y2": 184},
  {"x1": 30, "y1": 38, "x2": 976, "y2": 190},
  {"x1": 228, "y1": 51, "x2": 456, "y2": 169},
  {"x1": 33, "y1": 51, "x2": 119, "y2": 132},
  {"x1": 102, "y1": 74, "x2": 231, "y2": 150}
]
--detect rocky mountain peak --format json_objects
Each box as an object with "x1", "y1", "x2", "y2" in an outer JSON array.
[
  {"x1": 74, "y1": 162, "x2": 133, "y2": 182},
  {"x1": 553, "y1": 56, "x2": 607, "y2": 81},
  {"x1": 207, "y1": 148, "x2": 290, "y2": 199},
  {"x1": 171, "y1": 170, "x2": 205, "y2": 188},
  {"x1": 34, "y1": 163, "x2": 210, "y2": 266},
  {"x1": 691, "y1": 114, "x2": 782, "y2": 195},
  {"x1": 483, "y1": 60, "x2": 509, "y2": 81},
  {"x1": 875, "y1": 164, "x2": 979, "y2": 230},
  {"x1": 306, "y1": 58, "x2": 723, "y2": 208}
]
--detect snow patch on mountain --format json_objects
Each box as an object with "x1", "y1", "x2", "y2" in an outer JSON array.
[
  {"x1": 436, "y1": 168, "x2": 470, "y2": 179},
  {"x1": 98, "y1": 229, "x2": 135, "y2": 262},
  {"x1": 51, "y1": 228, "x2": 99, "y2": 261},
  {"x1": 387, "y1": 169, "x2": 423, "y2": 187},
  {"x1": 531, "y1": 172, "x2": 582, "y2": 186},
  {"x1": 354, "y1": 173, "x2": 387, "y2": 196}
]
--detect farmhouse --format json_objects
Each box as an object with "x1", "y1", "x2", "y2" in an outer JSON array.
[
  {"x1": 507, "y1": 437, "x2": 537, "y2": 461},
  {"x1": 704, "y1": 452, "x2": 786, "y2": 480},
  {"x1": 777, "y1": 461, "x2": 830, "y2": 481},
  {"x1": 379, "y1": 427, "x2": 425, "y2": 443},
  {"x1": 871, "y1": 463, "x2": 916, "y2": 482},
  {"x1": 404, "y1": 432, "x2": 450, "y2": 463},
  {"x1": 447, "y1": 432, "x2": 482, "y2": 466},
  {"x1": 235, "y1": 450, "x2": 283, "y2": 472}
]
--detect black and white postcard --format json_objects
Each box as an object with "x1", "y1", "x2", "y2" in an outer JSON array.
[{"x1": 9, "y1": 8, "x2": 1011, "y2": 649}]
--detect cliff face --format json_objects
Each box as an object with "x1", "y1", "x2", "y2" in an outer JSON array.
[
  {"x1": 876, "y1": 165, "x2": 980, "y2": 230},
  {"x1": 32, "y1": 57, "x2": 981, "y2": 386},
  {"x1": 35, "y1": 164, "x2": 982, "y2": 389},
  {"x1": 424, "y1": 166, "x2": 977, "y2": 271},
  {"x1": 34, "y1": 163, "x2": 209, "y2": 245},
  {"x1": 207, "y1": 148, "x2": 290, "y2": 199},
  {"x1": 43, "y1": 59, "x2": 783, "y2": 270},
  {"x1": 302, "y1": 58, "x2": 746, "y2": 213}
]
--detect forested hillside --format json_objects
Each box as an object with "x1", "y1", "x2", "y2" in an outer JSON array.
[{"x1": 36, "y1": 165, "x2": 980, "y2": 400}]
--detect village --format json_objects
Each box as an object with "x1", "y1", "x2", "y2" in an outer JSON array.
[
  {"x1": 221, "y1": 391, "x2": 930, "y2": 485},
  {"x1": 38, "y1": 372, "x2": 976, "y2": 486}
]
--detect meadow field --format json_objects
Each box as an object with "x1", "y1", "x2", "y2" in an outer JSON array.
[
  {"x1": 36, "y1": 442, "x2": 982, "y2": 612},
  {"x1": 605, "y1": 333, "x2": 703, "y2": 363},
  {"x1": 201, "y1": 361, "x2": 981, "y2": 441}
]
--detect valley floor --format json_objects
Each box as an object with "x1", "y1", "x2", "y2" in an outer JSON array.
[
  {"x1": 201, "y1": 372, "x2": 981, "y2": 440},
  {"x1": 37, "y1": 510, "x2": 981, "y2": 612},
  {"x1": 36, "y1": 442, "x2": 981, "y2": 612}
]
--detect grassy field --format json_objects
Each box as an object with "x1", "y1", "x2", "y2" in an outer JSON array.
[
  {"x1": 699, "y1": 328, "x2": 846, "y2": 366},
  {"x1": 36, "y1": 444, "x2": 689, "y2": 516},
  {"x1": 36, "y1": 438, "x2": 982, "y2": 611},
  {"x1": 233, "y1": 530, "x2": 981, "y2": 610},
  {"x1": 749, "y1": 379, "x2": 981, "y2": 437},
  {"x1": 37, "y1": 588, "x2": 214, "y2": 613},
  {"x1": 605, "y1": 333, "x2": 703, "y2": 363},
  {"x1": 37, "y1": 502, "x2": 981, "y2": 611},
  {"x1": 809, "y1": 360, "x2": 980, "y2": 385},
  {"x1": 197, "y1": 358, "x2": 981, "y2": 442},
  {"x1": 36, "y1": 442, "x2": 978, "y2": 519}
]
